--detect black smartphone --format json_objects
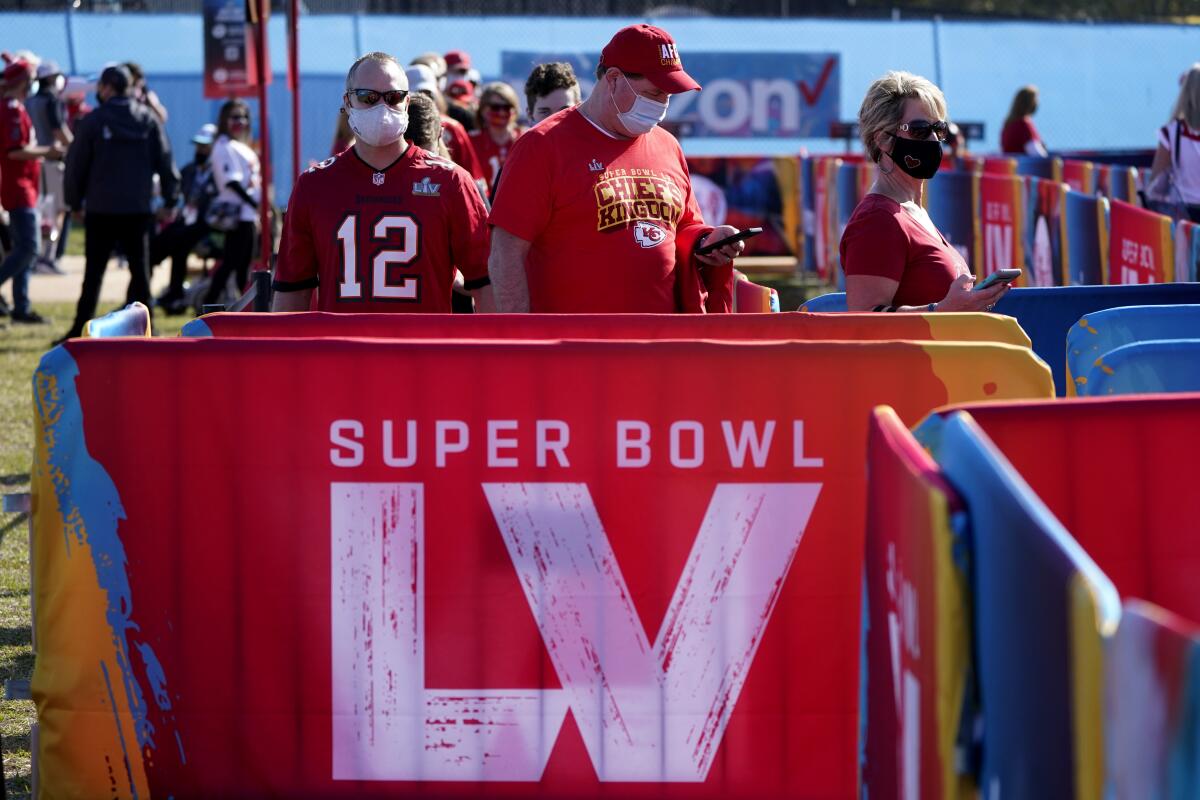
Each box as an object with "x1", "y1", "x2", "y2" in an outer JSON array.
[
  {"x1": 972, "y1": 268, "x2": 1022, "y2": 292},
  {"x1": 695, "y1": 227, "x2": 763, "y2": 256}
]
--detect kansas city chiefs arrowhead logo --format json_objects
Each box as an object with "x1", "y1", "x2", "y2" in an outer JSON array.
[{"x1": 633, "y1": 220, "x2": 667, "y2": 249}]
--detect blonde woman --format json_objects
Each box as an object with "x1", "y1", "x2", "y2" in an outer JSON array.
[
  {"x1": 1147, "y1": 64, "x2": 1200, "y2": 223},
  {"x1": 840, "y1": 71, "x2": 1008, "y2": 313},
  {"x1": 469, "y1": 81, "x2": 524, "y2": 192}
]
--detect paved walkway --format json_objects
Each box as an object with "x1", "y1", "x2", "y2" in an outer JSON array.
[{"x1": 27, "y1": 254, "x2": 175, "y2": 306}]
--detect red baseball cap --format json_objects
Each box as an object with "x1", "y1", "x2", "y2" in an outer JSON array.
[
  {"x1": 0, "y1": 53, "x2": 33, "y2": 88},
  {"x1": 446, "y1": 79, "x2": 475, "y2": 101},
  {"x1": 444, "y1": 50, "x2": 471, "y2": 70},
  {"x1": 599, "y1": 24, "x2": 700, "y2": 94}
]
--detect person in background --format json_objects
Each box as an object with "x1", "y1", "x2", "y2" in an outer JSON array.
[
  {"x1": 444, "y1": 50, "x2": 471, "y2": 84},
  {"x1": 841, "y1": 71, "x2": 1007, "y2": 313},
  {"x1": 26, "y1": 60, "x2": 72, "y2": 275},
  {"x1": 404, "y1": 92, "x2": 450, "y2": 157},
  {"x1": 488, "y1": 24, "x2": 743, "y2": 314},
  {"x1": 446, "y1": 79, "x2": 476, "y2": 117},
  {"x1": 470, "y1": 81, "x2": 524, "y2": 194},
  {"x1": 1000, "y1": 85, "x2": 1047, "y2": 157},
  {"x1": 272, "y1": 51, "x2": 492, "y2": 313},
  {"x1": 59, "y1": 64, "x2": 178, "y2": 342},
  {"x1": 1146, "y1": 63, "x2": 1200, "y2": 223},
  {"x1": 63, "y1": 75, "x2": 93, "y2": 131},
  {"x1": 330, "y1": 109, "x2": 354, "y2": 156},
  {"x1": 414, "y1": 52, "x2": 474, "y2": 133},
  {"x1": 406, "y1": 64, "x2": 486, "y2": 191},
  {"x1": 0, "y1": 54, "x2": 64, "y2": 325},
  {"x1": 524, "y1": 61, "x2": 582, "y2": 126},
  {"x1": 124, "y1": 61, "x2": 169, "y2": 124},
  {"x1": 152, "y1": 123, "x2": 218, "y2": 313},
  {"x1": 203, "y1": 99, "x2": 260, "y2": 307}
]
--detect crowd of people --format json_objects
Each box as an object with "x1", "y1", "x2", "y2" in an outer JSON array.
[{"x1": 2, "y1": 30, "x2": 1199, "y2": 336}]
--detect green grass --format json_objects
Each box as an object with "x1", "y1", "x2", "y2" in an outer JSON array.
[{"x1": 0, "y1": 301, "x2": 189, "y2": 798}]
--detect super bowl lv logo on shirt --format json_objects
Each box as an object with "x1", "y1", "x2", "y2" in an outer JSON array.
[{"x1": 594, "y1": 168, "x2": 684, "y2": 235}]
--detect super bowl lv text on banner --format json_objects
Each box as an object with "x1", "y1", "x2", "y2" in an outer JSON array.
[
  {"x1": 1109, "y1": 199, "x2": 1174, "y2": 284},
  {"x1": 976, "y1": 174, "x2": 1024, "y2": 281},
  {"x1": 33, "y1": 335, "x2": 1050, "y2": 798}
]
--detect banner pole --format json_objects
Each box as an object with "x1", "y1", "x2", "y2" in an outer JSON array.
[
  {"x1": 289, "y1": 0, "x2": 300, "y2": 179},
  {"x1": 255, "y1": 0, "x2": 274, "y2": 276}
]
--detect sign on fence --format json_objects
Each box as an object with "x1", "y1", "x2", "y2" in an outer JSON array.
[{"x1": 501, "y1": 51, "x2": 839, "y2": 138}]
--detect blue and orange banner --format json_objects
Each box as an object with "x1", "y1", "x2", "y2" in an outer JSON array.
[
  {"x1": 685, "y1": 156, "x2": 801, "y2": 260},
  {"x1": 1109, "y1": 199, "x2": 1174, "y2": 284},
  {"x1": 1026, "y1": 178, "x2": 1067, "y2": 286},
  {"x1": 1058, "y1": 159, "x2": 1095, "y2": 194},
  {"x1": 32, "y1": 333, "x2": 1052, "y2": 797}
]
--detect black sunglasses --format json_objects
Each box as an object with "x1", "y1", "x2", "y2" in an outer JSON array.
[
  {"x1": 897, "y1": 119, "x2": 950, "y2": 142},
  {"x1": 347, "y1": 88, "x2": 409, "y2": 108},
  {"x1": 485, "y1": 102, "x2": 514, "y2": 112}
]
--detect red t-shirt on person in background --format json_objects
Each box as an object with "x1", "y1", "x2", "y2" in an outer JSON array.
[
  {"x1": 441, "y1": 117, "x2": 485, "y2": 181},
  {"x1": 839, "y1": 193, "x2": 967, "y2": 307},
  {"x1": 1000, "y1": 116, "x2": 1040, "y2": 155},
  {"x1": 1, "y1": 98, "x2": 39, "y2": 210},
  {"x1": 470, "y1": 126, "x2": 521, "y2": 191},
  {"x1": 274, "y1": 145, "x2": 490, "y2": 313},
  {"x1": 490, "y1": 107, "x2": 722, "y2": 313}
]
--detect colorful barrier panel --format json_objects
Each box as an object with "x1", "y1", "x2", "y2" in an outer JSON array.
[
  {"x1": 1065, "y1": 304, "x2": 1200, "y2": 395},
  {"x1": 991, "y1": 284, "x2": 1200, "y2": 395},
  {"x1": 863, "y1": 407, "x2": 972, "y2": 800},
  {"x1": 1063, "y1": 190, "x2": 1109, "y2": 285},
  {"x1": 925, "y1": 170, "x2": 976, "y2": 266},
  {"x1": 812, "y1": 156, "x2": 840, "y2": 282},
  {"x1": 834, "y1": 161, "x2": 871, "y2": 285},
  {"x1": 1084, "y1": 339, "x2": 1200, "y2": 395},
  {"x1": 31, "y1": 335, "x2": 1052, "y2": 797},
  {"x1": 732, "y1": 273, "x2": 781, "y2": 312},
  {"x1": 83, "y1": 301, "x2": 152, "y2": 338},
  {"x1": 1175, "y1": 219, "x2": 1199, "y2": 283},
  {"x1": 1058, "y1": 159, "x2": 1096, "y2": 194},
  {"x1": 1025, "y1": 178, "x2": 1068, "y2": 286},
  {"x1": 686, "y1": 156, "x2": 801, "y2": 258},
  {"x1": 183, "y1": 310, "x2": 1033, "y2": 347},
  {"x1": 1109, "y1": 199, "x2": 1174, "y2": 284},
  {"x1": 801, "y1": 156, "x2": 816, "y2": 273},
  {"x1": 981, "y1": 157, "x2": 1016, "y2": 176},
  {"x1": 975, "y1": 174, "x2": 1025, "y2": 281},
  {"x1": 898, "y1": 394, "x2": 1200, "y2": 797},
  {"x1": 1109, "y1": 601, "x2": 1200, "y2": 800},
  {"x1": 1097, "y1": 165, "x2": 1139, "y2": 205},
  {"x1": 914, "y1": 410, "x2": 1119, "y2": 800},
  {"x1": 1014, "y1": 156, "x2": 1055, "y2": 179}
]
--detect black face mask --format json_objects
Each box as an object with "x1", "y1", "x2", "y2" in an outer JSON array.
[
  {"x1": 886, "y1": 133, "x2": 943, "y2": 180},
  {"x1": 194, "y1": 153, "x2": 210, "y2": 166}
]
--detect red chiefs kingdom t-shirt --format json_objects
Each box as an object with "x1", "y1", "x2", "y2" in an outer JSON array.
[
  {"x1": 274, "y1": 144, "x2": 489, "y2": 312},
  {"x1": 489, "y1": 107, "x2": 713, "y2": 313},
  {"x1": 839, "y1": 193, "x2": 967, "y2": 307},
  {"x1": 1, "y1": 98, "x2": 39, "y2": 210}
]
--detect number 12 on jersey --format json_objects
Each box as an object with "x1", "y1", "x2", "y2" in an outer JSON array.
[{"x1": 336, "y1": 214, "x2": 421, "y2": 301}]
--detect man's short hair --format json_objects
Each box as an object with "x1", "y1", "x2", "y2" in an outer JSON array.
[
  {"x1": 594, "y1": 62, "x2": 642, "y2": 82},
  {"x1": 404, "y1": 93, "x2": 444, "y2": 154},
  {"x1": 525, "y1": 62, "x2": 580, "y2": 114},
  {"x1": 346, "y1": 51, "x2": 403, "y2": 92},
  {"x1": 99, "y1": 65, "x2": 132, "y2": 95}
]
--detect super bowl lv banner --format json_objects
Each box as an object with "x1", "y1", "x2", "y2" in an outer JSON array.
[
  {"x1": 32, "y1": 336, "x2": 1050, "y2": 797},
  {"x1": 1109, "y1": 199, "x2": 1174, "y2": 284},
  {"x1": 203, "y1": 0, "x2": 265, "y2": 98}
]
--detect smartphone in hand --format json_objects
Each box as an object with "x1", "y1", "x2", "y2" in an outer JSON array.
[
  {"x1": 695, "y1": 227, "x2": 764, "y2": 256},
  {"x1": 973, "y1": 268, "x2": 1021, "y2": 292}
]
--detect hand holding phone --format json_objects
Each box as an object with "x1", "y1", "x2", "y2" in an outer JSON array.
[
  {"x1": 973, "y1": 268, "x2": 1021, "y2": 292},
  {"x1": 695, "y1": 227, "x2": 763, "y2": 256}
]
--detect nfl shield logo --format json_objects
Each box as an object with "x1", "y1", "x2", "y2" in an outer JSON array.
[{"x1": 372, "y1": 172, "x2": 385, "y2": 186}]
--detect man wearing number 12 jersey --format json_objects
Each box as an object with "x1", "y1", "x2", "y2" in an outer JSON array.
[{"x1": 273, "y1": 51, "x2": 492, "y2": 312}]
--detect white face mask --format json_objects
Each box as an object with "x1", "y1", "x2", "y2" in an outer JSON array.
[
  {"x1": 611, "y1": 75, "x2": 669, "y2": 136},
  {"x1": 347, "y1": 101, "x2": 409, "y2": 147}
]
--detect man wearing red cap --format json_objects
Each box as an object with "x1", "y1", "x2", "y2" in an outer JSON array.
[
  {"x1": 488, "y1": 24, "x2": 743, "y2": 313},
  {"x1": 0, "y1": 54, "x2": 64, "y2": 324}
]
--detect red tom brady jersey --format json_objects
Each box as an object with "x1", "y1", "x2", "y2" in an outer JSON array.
[{"x1": 274, "y1": 145, "x2": 489, "y2": 312}]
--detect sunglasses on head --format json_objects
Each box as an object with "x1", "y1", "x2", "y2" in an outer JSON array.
[
  {"x1": 347, "y1": 88, "x2": 409, "y2": 108},
  {"x1": 897, "y1": 119, "x2": 949, "y2": 142}
]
